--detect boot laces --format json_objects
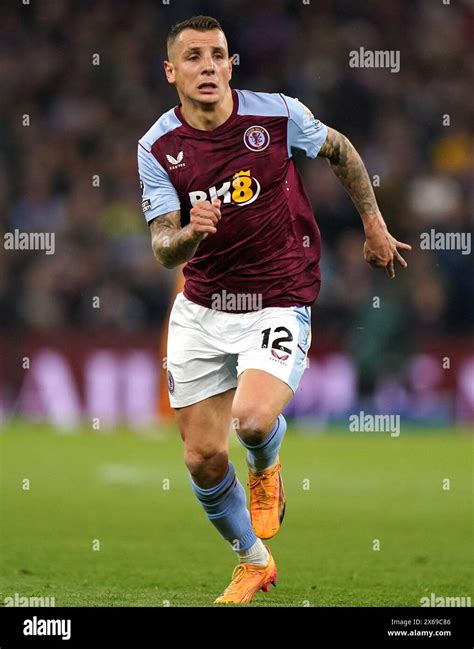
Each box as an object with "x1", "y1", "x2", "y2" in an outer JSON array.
[
  {"x1": 222, "y1": 564, "x2": 253, "y2": 595},
  {"x1": 248, "y1": 463, "x2": 280, "y2": 508}
]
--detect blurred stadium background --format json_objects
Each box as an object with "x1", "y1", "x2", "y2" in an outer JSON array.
[
  {"x1": 0, "y1": 0, "x2": 472, "y2": 608},
  {"x1": 0, "y1": 0, "x2": 472, "y2": 429}
]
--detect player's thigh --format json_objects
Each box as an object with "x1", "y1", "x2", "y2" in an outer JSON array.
[
  {"x1": 233, "y1": 369, "x2": 293, "y2": 432},
  {"x1": 175, "y1": 387, "x2": 236, "y2": 453},
  {"x1": 234, "y1": 305, "x2": 311, "y2": 424}
]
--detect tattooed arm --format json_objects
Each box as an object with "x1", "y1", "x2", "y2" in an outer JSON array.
[
  {"x1": 150, "y1": 199, "x2": 221, "y2": 269},
  {"x1": 319, "y1": 127, "x2": 411, "y2": 278}
]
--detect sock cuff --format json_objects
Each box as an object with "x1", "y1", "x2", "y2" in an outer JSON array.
[
  {"x1": 189, "y1": 461, "x2": 235, "y2": 501},
  {"x1": 235, "y1": 528, "x2": 258, "y2": 552},
  {"x1": 239, "y1": 414, "x2": 286, "y2": 450}
]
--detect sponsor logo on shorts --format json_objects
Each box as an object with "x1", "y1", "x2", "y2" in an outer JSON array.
[
  {"x1": 167, "y1": 370, "x2": 175, "y2": 394},
  {"x1": 271, "y1": 349, "x2": 289, "y2": 362},
  {"x1": 262, "y1": 326, "x2": 293, "y2": 365},
  {"x1": 243, "y1": 126, "x2": 270, "y2": 151}
]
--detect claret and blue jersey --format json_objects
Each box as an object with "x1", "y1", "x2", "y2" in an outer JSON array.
[{"x1": 138, "y1": 88, "x2": 328, "y2": 312}]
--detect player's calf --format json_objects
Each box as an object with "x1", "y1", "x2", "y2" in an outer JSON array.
[
  {"x1": 235, "y1": 412, "x2": 287, "y2": 474},
  {"x1": 235, "y1": 414, "x2": 288, "y2": 539}
]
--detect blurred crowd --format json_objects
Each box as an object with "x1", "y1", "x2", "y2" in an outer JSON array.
[{"x1": 0, "y1": 0, "x2": 472, "y2": 357}]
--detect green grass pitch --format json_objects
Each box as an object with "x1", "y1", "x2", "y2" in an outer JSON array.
[{"x1": 0, "y1": 422, "x2": 472, "y2": 607}]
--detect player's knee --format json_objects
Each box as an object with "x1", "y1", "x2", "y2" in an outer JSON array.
[
  {"x1": 184, "y1": 447, "x2": 228, "y2": 488},
  {"x1": 232, "y1": 406, "x2": 275, "y2": 446}
]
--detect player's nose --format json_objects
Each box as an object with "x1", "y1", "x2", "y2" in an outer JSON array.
[{"x1": 201, "y1": 54, "x2": 217, "y2": 72}]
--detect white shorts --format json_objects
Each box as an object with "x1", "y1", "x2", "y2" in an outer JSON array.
[{"x1": 166, "y1": 292, "x2": 312, "y2": 408}]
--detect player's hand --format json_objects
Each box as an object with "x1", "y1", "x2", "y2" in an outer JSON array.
[
  {"x1": 363, "y1": 218, "x2": 412, "y2": 279},
  {"x1": 189, "y1": 199, "x2": 222, "y2": 240}
]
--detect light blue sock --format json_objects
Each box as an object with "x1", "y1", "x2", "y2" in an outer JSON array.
[
  {"x1": 238, "y1": 414, "x2": 287, "y2": 473},
  {"x1": 190, "y1": 461, "x2": 257, "y2": 552}
]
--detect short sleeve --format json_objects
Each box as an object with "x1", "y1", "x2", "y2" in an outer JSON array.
[
  {"x1": 282, "y1": 95, "x2": 328, "y2": 159},
  {"x1": 137, "y1": 143, "x2": 180, "y2": 223}
]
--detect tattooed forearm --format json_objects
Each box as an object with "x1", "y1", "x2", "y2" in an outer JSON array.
[
  {"x1": 319, "y1": 127, "x2": 381, "y2": 224},
  {"x1": 318, "y1": 127, "x2": 412, "y2": 277},
  {"x1": 150, "y1": 210, "x2": 203, "y2": 269}
]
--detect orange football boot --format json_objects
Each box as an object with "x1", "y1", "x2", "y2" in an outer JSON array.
[
  {"x1": 214, "y1": 547, "x2": 277, "y2": 604},
  {"x1": 248, "y1": 457, "x2": 285, "y2": 539}
]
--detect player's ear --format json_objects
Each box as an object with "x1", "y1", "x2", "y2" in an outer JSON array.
[
  {"x1": 227, "y1": 55, "x2": 233, "y2": 80},
  {"x1": 164, "y1": 60, "x2": 175, "y2": 84}
]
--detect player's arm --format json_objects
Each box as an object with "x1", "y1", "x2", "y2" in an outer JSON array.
[
  {"x1": 138, "y1": 141, "x2": 221, "y2": 269},
  {"x1": 319, "y1": 127, "x2": 411, "y2": 278},
  {"x1": 150, "y1": 200, "x2": 221, "y2": 269}
]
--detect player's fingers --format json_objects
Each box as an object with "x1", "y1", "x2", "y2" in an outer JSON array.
[
  {"x1": 197, "y1": 204, "x2": 221, "y2": 222},
  {"x1": 195, "y1": 223, "x2": 217, "y2": 234},
  {"x1": 209, "y1": 201, "x2": 222, "y2": 220},
  {"x1": 192, "y1": 210, "x2": 219, "y2": 226},
  {"x1": 386, "y1": 260, "x2": 395, "y2": 279},
  {"x1": 212, "y1": 198, "x2": 222, "y2": 219},
  {"x1": 368, "y1": 253, "x2": 385, "y2": 268},
  {"x1": 192, "y1": 201, "x2": 212, "y2": 211},
  {"x1": 396, "y1": 241, "x2": 412, "y2": 251},
  {"x1": 394, "y1": 250, "x2": 407, "y2": 268},
  {"x1": 190, "y1": 213, "x2": 217, "y2": 227},
  {"x1": 211, "y1": 205, "x2": 222, "y2": 220},
  {"x1": 196, "y1": 215, "x2": 218, "y2": 228}
]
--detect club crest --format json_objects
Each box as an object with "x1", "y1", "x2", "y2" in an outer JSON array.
[{"x1": 244, "y1": 126, "x2": 270, "y2": 152}]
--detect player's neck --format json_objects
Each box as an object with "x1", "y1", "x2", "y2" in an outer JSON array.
[{"x1": 179, "y1": 87, "x2": 234, "y2": 131}]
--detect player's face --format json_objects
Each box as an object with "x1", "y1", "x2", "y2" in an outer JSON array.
[{"x1": 165, "y1": 29, "x2": 232, "y2": 105}]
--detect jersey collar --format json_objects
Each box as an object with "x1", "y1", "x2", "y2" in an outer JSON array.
[{"x1": 174, "y1": 88, "x2": 239, "y2": 137}]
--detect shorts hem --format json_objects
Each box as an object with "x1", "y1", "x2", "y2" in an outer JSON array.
[
  {"x1": 236, "y1": 365, "x2": 297, "y2": 395},
  {"x1": 169, "y1": 383, "x2": 237, "y2": 409}
]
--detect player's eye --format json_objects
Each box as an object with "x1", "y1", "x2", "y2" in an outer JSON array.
[{"x1": 188, "y1": 55, "x2": 199, "y2": 61}]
